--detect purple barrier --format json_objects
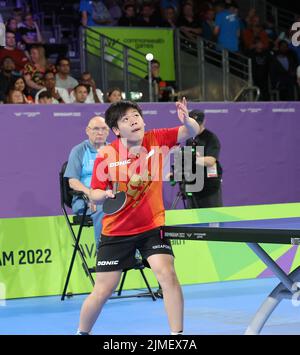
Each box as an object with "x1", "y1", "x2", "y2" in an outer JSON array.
[{"x1": 1, "y1": 102, "x2": 300, "y2": 218}]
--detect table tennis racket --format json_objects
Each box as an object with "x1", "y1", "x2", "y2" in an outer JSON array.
[{"x1": 103, "y1": 182, "x2": 127, "y2": 215}]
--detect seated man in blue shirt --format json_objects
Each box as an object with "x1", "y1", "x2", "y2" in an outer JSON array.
[{"x1": 64, "y1": 116, "x2": 109, "y2": 249}]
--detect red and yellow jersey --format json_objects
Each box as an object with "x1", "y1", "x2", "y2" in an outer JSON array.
[{"x1": 91, "y1": 127, "x2": 180, "y2": 236}]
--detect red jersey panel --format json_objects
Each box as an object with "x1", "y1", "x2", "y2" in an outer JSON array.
[{"x1": 91, "y1": 127, "x2": 180, "y2": 236}]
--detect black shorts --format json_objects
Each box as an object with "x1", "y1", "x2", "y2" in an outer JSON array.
[{"x1": 96, "y1": 227, "x2": 174, "y2": 272}]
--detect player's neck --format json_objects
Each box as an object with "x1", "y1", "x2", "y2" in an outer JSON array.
[{"x1": 120, "y1": 137, "x2": 143, "y2": 150}]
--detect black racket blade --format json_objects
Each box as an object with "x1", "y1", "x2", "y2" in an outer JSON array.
[{"x1": 103, "y1": 191, "x2": 127, "y2": 215}]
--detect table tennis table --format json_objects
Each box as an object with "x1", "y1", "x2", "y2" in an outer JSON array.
[{"x1": 163, "y1": 209, "x2": 300, "y2": 335}]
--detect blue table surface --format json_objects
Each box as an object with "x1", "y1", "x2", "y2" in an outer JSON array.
[{"x1": 171, "y1": 218, "x2": 300, "y2": 230}]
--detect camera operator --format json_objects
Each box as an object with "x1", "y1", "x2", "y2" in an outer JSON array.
[{"x1": 185, "y1": 110, "x2": 223, "y2": 208}]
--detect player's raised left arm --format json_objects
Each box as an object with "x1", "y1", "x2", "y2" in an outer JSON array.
[{"x1": 176, "y1": 97, "x2": 201, "y2": 143}]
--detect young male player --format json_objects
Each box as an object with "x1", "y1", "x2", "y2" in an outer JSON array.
[{"x1": 77, "y1": 98, "x2": 200, "y2": 335}]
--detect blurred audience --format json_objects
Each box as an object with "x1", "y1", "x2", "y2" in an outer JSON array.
[
  {"x1": 6, "y1": 89, "x2": 27, "y2": 104},
  {"x1": 106, "y1": 87, "x2": 123, "y2": 103},
  {"x1": 160, "y1": 7, "x2": 178, "y2": 28},
  {"x1": 178, "y1": 2, "x2": 202, "y2": 40},
  {"x1": 0, "y1": 31, "x2": 29, "y2": 72},
  {"x1": 1, "y1": 0, "x2": 299, "y2": 104},
  {"x1": 270, "y1": 40, "x2": 298, "y2": 101},
  {"x1": 72, "y1": 84, "x2": 89, "y2": 103},
  {"x1": 37, "y1": 91, "x2": 53, "y2": 104},
  {"x1": 19, "y1": 13, "x2": 43, "y2": 50},
  {"x1": 242, "y1": 24, "x2": 269, "y2": 53},
  {"x1": 80, "y1": 0, "x2": 113, "y2": 26},
  {"x1": 23, "y1": 45, "x2": 56, "y2": 95},
  {"x1": 201, "y1": 8, "x2": 216, "y2": 41},
  {"x1": 0, "y1": 57, "x2": 19, "y2": 103},
  {"x1": 214, "y1": 1, "x2": 241, "y2": 52},
  {"x1": 35, "y1": 71, "x2": 70, "y2": 103},
  {"x1": 9, "y1": 76, "x2": 34, "y2": 104},
  {"x1": 137, "y1": 3, "x2": 160, "y2": 27},
  {"x1": 72, "y1": 72, "x2": 104, "y2": 103},
  {"x1": 118, "y1": 4, "x2": 138, "y2": 26},
  {"x1": 249, "y1": 40, "x2": 272, "y2": 101},
  {"x1": 5, "y1": 18, "x2": 23, "y2": 49},
  {"x1": 55, "y1": 57, "x2": 79, "y2": 93}
]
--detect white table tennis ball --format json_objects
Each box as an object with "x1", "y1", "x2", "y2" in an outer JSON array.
[{"x1": 146, "y1": 53, "x2": 154, "y2": 61}]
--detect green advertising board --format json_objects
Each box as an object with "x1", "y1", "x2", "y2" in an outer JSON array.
[
  {"x1": 1, "y1": 204, "x2": 299, "y2": 300},
  {"x1": 86, "y1": 27, "x2": 175, "y2": 81}
]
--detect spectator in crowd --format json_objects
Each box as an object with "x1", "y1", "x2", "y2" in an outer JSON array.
[
  {"x1": 55, "y1": 57, "x2": 79, "y2": 93},
  {"x1": 80, "y1": 0, "x2": 113, "y2": 26},
  {"x1": 118, "y1": 4, "x2": 138, "y2": 26},
  {"x1": 106, "y1": 0, "x2": 122, "y2": 25},
  {"x1": 106, "y1": 87, "x2": 123, "y2": 103},
  {"x1": 9, "y1": 76, "x2": 34, "y2": 104},
  {"x1": 201, "y1": 8, "x2": 216, "y2": 42},
  {"x1": 6, "y1": 89, "x2": 27, "y2": 104},
  {"x1": 274, "y1": 28, "x2": 291, "y2": 50},
  {"x1": 5, "y1": 18, "x2": 24, "y2": 49},
  {"x1": 144, "y1": 59, "x2": 173, "y2": 101},
  {"x1": 0, "y1": 57, "x2": 19, "y2": 103},
  {"x1": 244, "y1": 7, "x2": 257, "y2": 29},
  {"x1": 270, "y1": 40, "x2": 298, "y2": 101},
  {"x1": 23, "y1": 45, "x2": 56, "y2": 95},
  {"x1": 264, "y1": 16, "x2": 278, "y2": 50},
  {"x1": 19, "y1": 13, "x2": 43, "y2": 50},
  {"x1": 12, "y1": 7, "x2": 23, "y2": 27},
  {"x1": 73, "y1": 84, "x2": 89, "y2": 103},
  {"x1": 242, "y1": 24, "x2": 269, "y2": 53},
  {"x1": 249, "y1": 40, "x2": 271, "y2": 101},
  {"x1": 35, "y1": 71, "x2": 70, "y2": 104},
  {"x1": 37, "y1": 90, "x2": 53, "y2": 104},
  {"x1": 137, "y1": 3, "x2": 160, "y2": 27},
  {"x1": 214, "y1": 1, "x2": 241, "y2": 52},
  {"x1": 71, "y1": 71, "x2": 104, "y2": 103},
  {"x1": 178, "y1": 2, "x2": 202, "y2": 41},
  {"x1": 197, "y1": 0, "x2": 215, "y2": 20},
  {"x1": 160, "y1": 6, "x2": 178, "y2": 28},
  {"x1": 0, "y1": 31, "x2": 29, "y2": 72},
  {"x1": 160, "y1": 0, "x2": 179, "y2": 12}
]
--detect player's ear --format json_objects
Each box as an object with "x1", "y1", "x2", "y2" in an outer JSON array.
[{"x1": 112, "y1": 126, "x2": 120, "y2": 137}]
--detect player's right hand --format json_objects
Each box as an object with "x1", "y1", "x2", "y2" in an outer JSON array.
[{"x1": 105, "y1": 190, "x2": 115, "y2": 199}]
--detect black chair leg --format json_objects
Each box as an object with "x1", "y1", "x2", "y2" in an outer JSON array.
[
  {"x1": 117, "y1": 271, "x2": 128, "y2": 296},
  {"x1": 61, "y1": 206, "x2": 92, "y2": 300},
  {"x1": 139, "y1": 269, "x2": 156, "y2": 301}
]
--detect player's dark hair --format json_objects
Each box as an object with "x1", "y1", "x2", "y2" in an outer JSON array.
[{"x1": 105, "y1": 101, "x2": 143, "y2": 131}]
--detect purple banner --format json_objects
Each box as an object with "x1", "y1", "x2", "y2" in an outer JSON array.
[{"x1": 1, "y1": 102, "x2": 300, "y2": 218}]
